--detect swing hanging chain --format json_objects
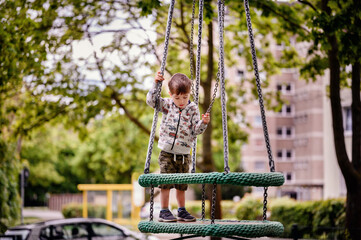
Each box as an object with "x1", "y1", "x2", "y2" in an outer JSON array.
[
  {"x1": 263, "y1": 187, "x2": 268, "y2": 221},
  {"x1": 189, "y1": 0, "x2": 196, "y2": 91},
  {"x1": 194, "y1": 0, "x2": 204, "y2": 106},
  {"x1": 206, "y1": 0, "x2": 224, "y2": 115},
  {"x1": 144, "y1": 0, "x2": 176, "y2": 174},
  {"x1": 201, "y1": 183, "x2": 206, "y2": 220},
  {"x1": 244, "y1": 0, "x2": 275, "y2": 172},
  {"x1": 211, "y1": 183, "x2": 217, "y2": 224},
  {"x1": 150, "y1": 185, "x2": 154, "y2": 221},
  {"x1": 217, "y1": 0, "x2": 230, "y2": 173},
  {"x1": 191, "y1": 0, "x2": 204, "y2": 173}
]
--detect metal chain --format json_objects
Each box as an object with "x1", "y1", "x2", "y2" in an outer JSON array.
[
  {"x1": 263, "y1": 187, "x2": 268, "y2": 221},
  {"x1": 211, "y1": 183, "x2": 217, "y2": 224},
  {"x1": 189, "y1": 0, "x2": 196, "y2": 97},
  {"x1": 191, "y1": 0, "x2": 204, "y2": 173},
  {"x1": 149, "y1": 185, "x2": 154, "y2": 221},
  {"x1": 244, "y1": 0, "x2": 275, "y2": 173},
  {"x1": 201, "y1": 184, "x2": 206, "y2": 220},
  {"x1": 144, "y1": 0, "x2": 176, "y2": 174},
  {"x1": 216, "y1": 0, "x2": 230, "y2": 173},
  {"x1": 244, "y1": 0, "x2": 275, "y2": 222},
  {"x1": 205, "y1": 0, "x2": 224, "y2": 114}
]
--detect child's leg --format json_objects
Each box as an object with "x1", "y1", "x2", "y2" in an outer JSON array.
[
  {"x1": 176, "y1": 189, "x2": 196, "y2": 222},
  {"x1": 176, "y1": 189, "x2": 185, "y2": 208},
  {"x1": 159, "y1": 188, "x2": 177, "y2": 222},
  {"x1": 160, "y1": 188, "x2": 171, "y2": 209}
]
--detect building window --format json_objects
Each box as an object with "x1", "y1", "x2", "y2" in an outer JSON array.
[
  {"x1": 254, "y1": 116, "x2": 262, "y2": 128},
  {"x1": 237, "y1": 69, "x2": 244, "y2": 82},
  {"x1": 294, "y1": 138, "x2": 308, "y2": 147},
  {"x1": 254, "y1": 161, "x2": 265, "y2": 171},
  {"x1": 276, "y1": 126, "x2": 294, "y2": 138},
  {"x1": 276, "y1": 83, "x2": 293, "y2": 94},
  {"x1": 343, "y1": 107, "x2": 352, "y2": 134},
  {"x1": 295, "y1": 114, "x2": 308, "y2": 124},
  {"x1": 284, "y1": 172, "x2": 294, "y2": 182},
  {"x1": 286, "y1": 150, "x2": 292, "y2": 158},
  {"x1": 254, "y1": 138, "x2": 265, "y2": 151},
  {"x1": 277, "y1": 149, "x2": 294, "y2": 161},
  {"x1": 278, "y1": 104, "x2": 294, "y2": 116}
]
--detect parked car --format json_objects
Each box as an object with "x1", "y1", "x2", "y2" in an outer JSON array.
[{"x1": 3, "y1": 218, "x2": 158, "y2": 240}]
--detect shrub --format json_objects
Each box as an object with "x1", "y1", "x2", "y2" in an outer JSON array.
[
  {"x1": 62, "y1": 203, "x2": 106, "y2": 219},
  {"x1": 235, "y1": 195, "x2": 263, "y2": 220},
  {"x1": 270, "y1": 197, "x2": 347, "y2": 239},
  {"x1": 312, "y1": 198, "x2": 346, "y2": 239}
]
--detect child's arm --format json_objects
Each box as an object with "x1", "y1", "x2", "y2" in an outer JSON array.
[
  {"x1": 146, "y1": 71, "x2": 167, "y2": 111},
  {"x1": 192, "y1": 110, "x2": 210, "y2": 135}
]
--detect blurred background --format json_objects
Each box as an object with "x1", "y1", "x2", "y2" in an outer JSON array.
[{"x1": 1, "y1": 0, "x2": 360, "y2": 239}]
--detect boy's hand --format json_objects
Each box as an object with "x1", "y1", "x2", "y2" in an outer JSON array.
[
  {"x1": 202, "y1": 113, "x2": 210, "y2": 124},
  {"x1": 155, "y1": 71, "x2": 165, "y2": 83}
]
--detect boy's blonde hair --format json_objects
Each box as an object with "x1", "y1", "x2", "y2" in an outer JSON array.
[{"x1": 168, "y1": 73, "x2": 192, "y2": 95}]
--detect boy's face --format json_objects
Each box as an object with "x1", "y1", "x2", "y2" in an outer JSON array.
[{"x1": 169, "y1": 92, "x2": 190, "y2": 109}]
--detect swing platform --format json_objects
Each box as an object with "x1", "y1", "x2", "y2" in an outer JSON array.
[
  {"x1": 138, "y1": 172, "x2": 285, "y2": 187},
  {"x1": 138, "y1": 219, "x2": 284, "y2": 238}
]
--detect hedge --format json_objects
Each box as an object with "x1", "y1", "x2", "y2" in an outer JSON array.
[{"x1": 62, "y1": 203, "x2": 106, "y2": 219}]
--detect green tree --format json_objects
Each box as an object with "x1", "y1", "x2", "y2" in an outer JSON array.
[
  {"x1": 0, "y1": 0, "x2": 62, "y2": 225},
  {"x1": 291, "y1": 1, "x2": 360, "y2": 238},
  {"x1": 245, "y1": 0, "x2": 360, "y2": 237}
]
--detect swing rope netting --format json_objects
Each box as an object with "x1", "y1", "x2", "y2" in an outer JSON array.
[{"x1": 139, "y1": 0, "x2": 284, "y2": 238}]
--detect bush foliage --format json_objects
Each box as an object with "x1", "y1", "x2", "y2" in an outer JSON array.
[
  {"x1": 232, "y1": 196, "x2": 347, "y2": 239},
  {"x1": 62, "y1": 203, "x2": 106, "y2": 219},
  {"x1": 270, "y1": 197, "x2": 346, "y2": 239}
]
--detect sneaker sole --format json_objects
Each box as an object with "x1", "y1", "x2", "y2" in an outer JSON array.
[
  {"x1": 177, "y1": 217, "x2": 196, "y2": 222},
  {"x1": 158, "y1": 218, "x2": 177, "y2": 222}
]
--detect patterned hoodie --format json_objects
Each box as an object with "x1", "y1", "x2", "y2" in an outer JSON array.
[{"x1": 147, "y1": 85, "x2": 208, "y2": 154}]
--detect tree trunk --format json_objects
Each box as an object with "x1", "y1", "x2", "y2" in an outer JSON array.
[
  {"x1": 201, "y1": 20, "x2": 222, "y2": 240},
  {"x1": 325, "y1": 0, "x2": 361, "y2": 235},
  {"x1": 346, "y1": 62, "x2": 361, "y2": 239}
]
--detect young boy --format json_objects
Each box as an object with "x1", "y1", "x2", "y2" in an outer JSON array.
[{"x1": 146, "y1": 72, "x2": 210, "y2": 222}]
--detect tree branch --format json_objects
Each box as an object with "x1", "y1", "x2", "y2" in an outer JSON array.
[
  {"x1": 297, "y1": 0, "x2": 319, "y2": 12},
  {"x1": 257, "y1": 1, "x2": 310, "y2": 34},
  {"x1": 85, "y1": 25, "x2": 157, "y2": 141}
]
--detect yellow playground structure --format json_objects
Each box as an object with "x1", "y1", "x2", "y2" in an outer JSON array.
[{"x1": 77, "y1": 173, "x2": 144, "y2": 228}]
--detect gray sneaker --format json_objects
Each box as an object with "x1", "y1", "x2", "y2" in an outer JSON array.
[
  {"x1": 159, "y1": 209, "x2": 177, "y2": 222},
  {"x1": 177, "y1": 209, "x2": 196, "y2": 222}
]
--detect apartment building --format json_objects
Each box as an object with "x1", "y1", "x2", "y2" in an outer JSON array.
[{"x1": 233, "y1": 42, "x2": 348, "y2": 201}]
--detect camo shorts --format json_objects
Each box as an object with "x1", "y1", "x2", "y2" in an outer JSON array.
[{"x1": 158, "y1": 150, "x2": 191, "y2": 191}]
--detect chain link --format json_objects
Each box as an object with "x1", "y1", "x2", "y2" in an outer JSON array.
[
  {"x1": 189, "y1": 0, "x2": 196, "y2": 97},
  {"x1": 263, "y1": 187, "x2": 268, "y2": 221},
  {"x1": 201, "y1": 184, "x2": 206, "y2": 220},
  {"x1": 211, "y1": 183, "x2": 217, "y2": 224},
  {"x1": 191, "y1": 0, "x2": 204, "y2": 173},
  {"x1": 244, "y1": 0, "x2": 275, "y2": 173},
  {"x1": 144, "y1": 0, "x2": 176, "y2": 174},
  {"x1": 149, "y1": 185, "x2": 154, "y2": 221},
  {"x1": 244, "y1": 0, "x2": 275, "y2": 222},
  {"x1": 206, "y1": 0, "x2": 225, "y2": 114},
  {"x1": 217, "y1": 0, "x2": 230, "y2": 173}
]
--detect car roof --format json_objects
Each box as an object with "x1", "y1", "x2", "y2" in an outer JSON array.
[{"x1": 8, "y1": 218, "x2": 122, "y2": 230}]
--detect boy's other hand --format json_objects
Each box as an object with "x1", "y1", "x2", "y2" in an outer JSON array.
[
  {"x1": 202, "y1": 113, "x2": 210, "y2": 124},
  {"x1": 155, "y1": 71, "x2": 165, "y2": 83}
]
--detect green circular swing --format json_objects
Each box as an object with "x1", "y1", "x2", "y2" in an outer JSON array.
[{"x1": 139, "y1": 0, "x2": 284, "y2": 239}]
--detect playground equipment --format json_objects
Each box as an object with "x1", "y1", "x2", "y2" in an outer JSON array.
[
  {"x1": 78, "y1": 173, "x2": 144, "y2": 228},
  {"x1": 139, "y1": 0, "x2": 285, "y2": 239}
]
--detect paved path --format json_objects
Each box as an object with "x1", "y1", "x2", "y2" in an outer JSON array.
[{"x1": 23, "y1": 208, "x2": 63, "y2": 220}]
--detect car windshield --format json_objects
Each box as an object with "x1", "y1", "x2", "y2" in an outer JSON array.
[{"x1": 5, "y1": 229, "x2": 30, "y2": 240}]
